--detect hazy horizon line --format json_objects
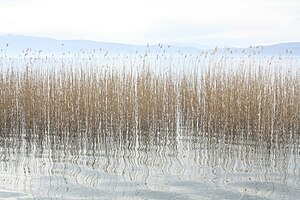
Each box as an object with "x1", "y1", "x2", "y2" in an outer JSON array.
[{"x1": 1, "y1": 34, "x2": 300, "y2": 49}]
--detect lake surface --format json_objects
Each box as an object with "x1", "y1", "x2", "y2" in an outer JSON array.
[{"x1": 0, "y1": 128, "x2": 299, "y2": 199}]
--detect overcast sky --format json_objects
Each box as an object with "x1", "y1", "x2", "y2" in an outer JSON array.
[{"x1": 0, "y1": 0, "x2": 299, "y2": 47}]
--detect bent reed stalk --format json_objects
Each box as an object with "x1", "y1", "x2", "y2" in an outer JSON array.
[{"x1": 0, "y1": 53, "x2": 299, "y2": 138}]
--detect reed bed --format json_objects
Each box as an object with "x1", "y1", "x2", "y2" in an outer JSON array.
[{"x1": 0, "y1": 52, "x2": 299, "y2": 138}]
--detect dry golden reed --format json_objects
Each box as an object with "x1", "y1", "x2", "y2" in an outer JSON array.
[{"x1": 0, "y1": 53, "x2": 299, "y2": 137}]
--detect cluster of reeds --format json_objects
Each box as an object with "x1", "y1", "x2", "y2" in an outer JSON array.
[
  {"x1": 0, "y1": 53, "x2": 299, "y2": 136},
  {"x1": 180, "y1": 59, "x2": 300, "y2": 136}
]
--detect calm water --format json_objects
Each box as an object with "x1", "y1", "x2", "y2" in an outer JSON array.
[{"x1": 0, "y1": 128, "x2": 299, "y2": 200}]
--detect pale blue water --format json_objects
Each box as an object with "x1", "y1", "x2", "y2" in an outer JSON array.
[{"x1": 0, "y1": 129, "x2": 299, "y2": 199}]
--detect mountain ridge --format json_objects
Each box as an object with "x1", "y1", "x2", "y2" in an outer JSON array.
[{"x1": 1, "y1": 34, "x2": 300, "y2": 56}]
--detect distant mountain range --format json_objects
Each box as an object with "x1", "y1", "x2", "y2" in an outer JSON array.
[
  {"x1": 0, "y1": 35, "x2": 199, "y2": 56},
  {"x1": 0, "y1": 35, "x2": 300, "y2": 56}
]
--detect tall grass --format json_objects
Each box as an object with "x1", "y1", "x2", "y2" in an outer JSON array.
[{"x1": 0, "y1": 52, "x2": 299, "y2": 137}]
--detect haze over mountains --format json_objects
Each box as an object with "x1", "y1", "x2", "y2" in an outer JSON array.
[
  {"x1": 0, "y1": 35, "x2": 300, "y2": 56},
  {"x1": 0, "y1": 35, "x2": 199, "y2": 56}
]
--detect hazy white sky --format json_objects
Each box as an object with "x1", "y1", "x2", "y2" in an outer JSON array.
[{"x1": 0, "y1": 0, "x2": 299, "y2": 47}]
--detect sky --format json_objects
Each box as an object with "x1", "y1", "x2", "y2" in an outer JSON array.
[{"x1": 0, "y1": 0, "x2": 300, "y2": 47}]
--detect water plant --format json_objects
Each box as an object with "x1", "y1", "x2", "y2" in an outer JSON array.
[{"x1": 0, "y1": 50, "x2": 299, "y2": 139}]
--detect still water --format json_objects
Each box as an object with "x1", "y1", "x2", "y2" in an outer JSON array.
[{"x1": 0, "y1": 128, "x2": 299, "y2": 199}]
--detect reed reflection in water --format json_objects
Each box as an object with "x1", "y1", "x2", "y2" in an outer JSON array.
[
  {"x1": 0, "y1": 51, "x2": 299, "y2": 199},
  {"x1": 0, "y1": 128, "x2": 299, "y2": 199}
]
